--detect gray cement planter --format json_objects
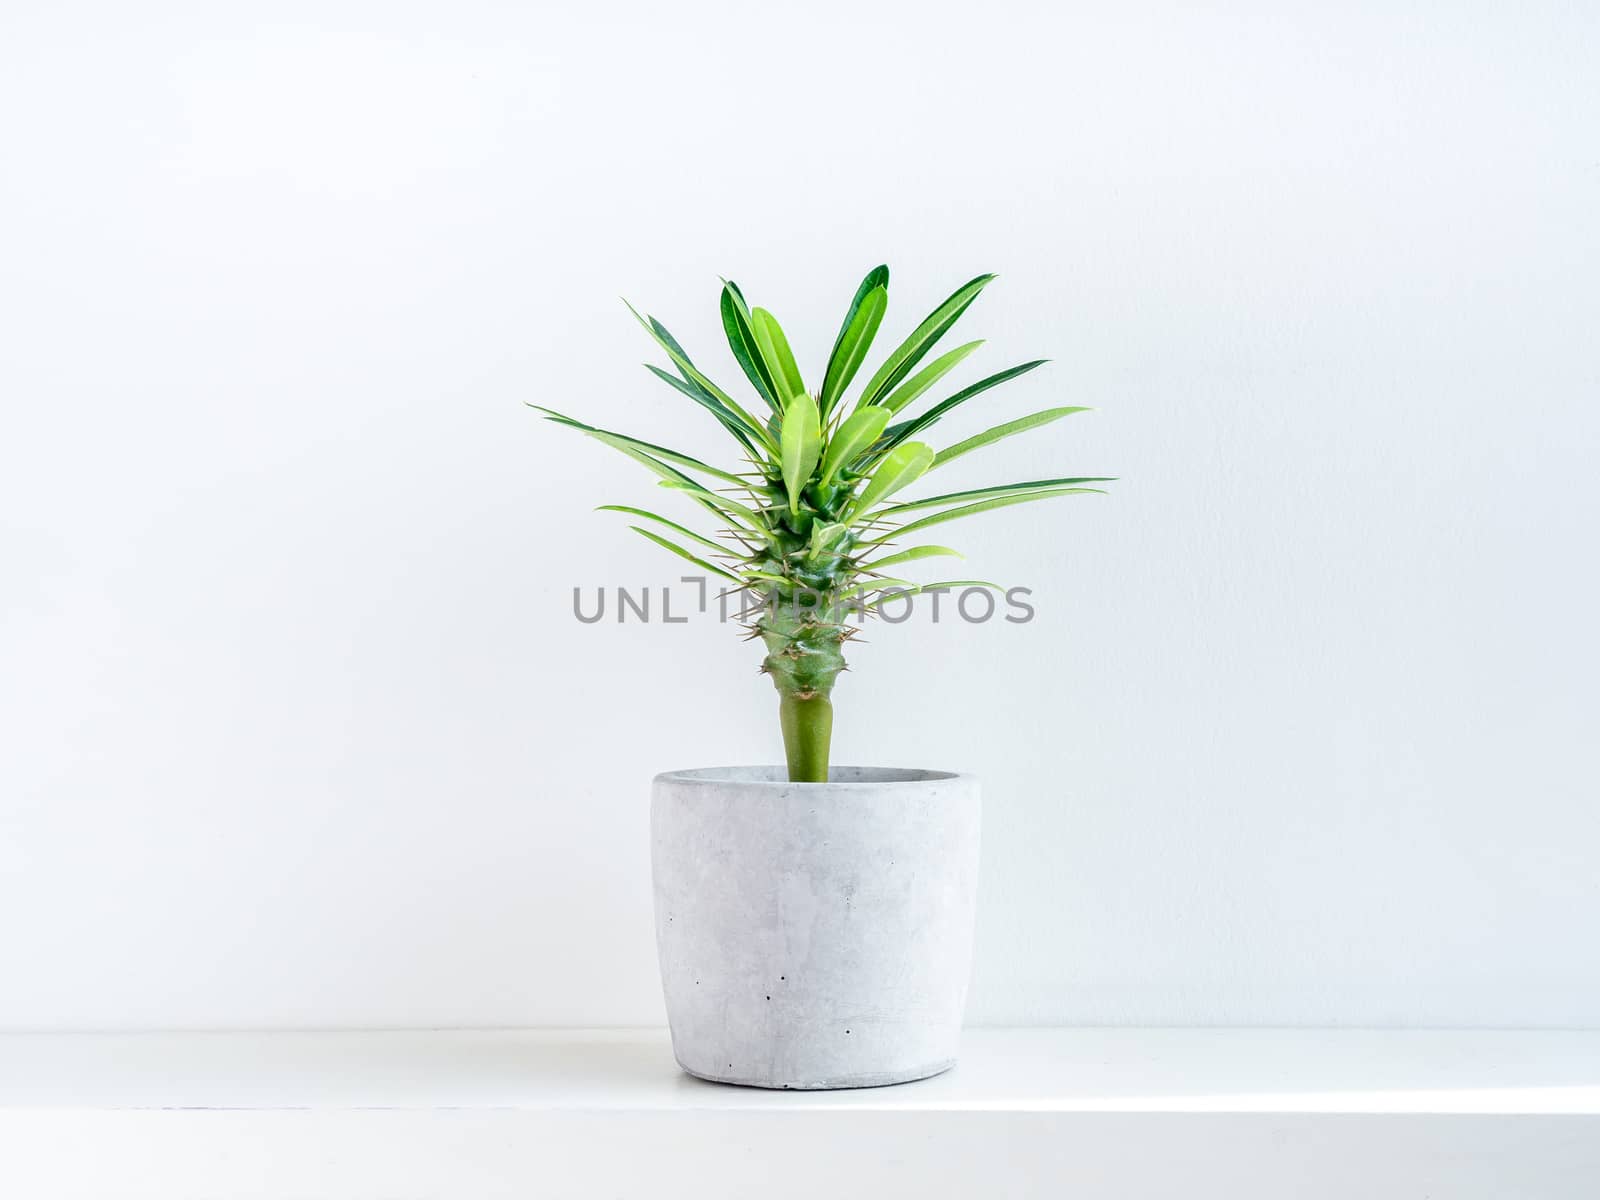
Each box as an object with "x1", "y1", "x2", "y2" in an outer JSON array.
[{"x1": 651, "y1": 765, "x2": 981, "y2": 1090}]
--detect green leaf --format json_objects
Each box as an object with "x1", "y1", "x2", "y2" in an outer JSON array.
[
  {"x1": 831, "y1": 576, "x2": 915, "y2": 604},
  {"x1": 876, "y1": 339, "x2": 984, "y2": 415},
  {"x1": 533, "y1": 406, "x2": 747, "y2": 484},
  {"x1": 596, "y1": 505, "x2": 726, "y2": 554},
  {"x1": 625, "y1": 300, "x2": 775, "y2": 450},
  {"x1": 855, "y1": 274, "x2": 995, "y2": 409},
  {"x1": 628, "y1": 526, "x2": 744, "y2": 583},
  {"x1": 879, "y1": 476, "x2": 1119, "y2": 514},
  {"x1": 567, "y1": 434, "x2": 735, "y2": 532},
  {"x1": 822, "y1": 267, "x2": 889, "y2": 407},
  {"x1": 848, "y1": 440, "x2": 935, "y2": 519},
  {"x1": 805, "y1": 521, "x2": 849, "y2": 560},
  {"x1": 648, "y1": 316, "x2": 696, "y2": 369},
  {"x1": 644, "y1": 364, "x2": 758, "y2": 455},
  {"x1": 646, "y1": 313, "x2": 762, "y2": 429},
  {"x1": 857, "y1": 544, "x2": 963, "y2": 571},
  {"x1": 819, "y1": 283, "x2": 887, "y2": 414},
  {"x1": 566, "y1": 438, "x2": 743, "y2": 536},
  {"x1": 587, "y1": 431, "x2": 749, "y2": 483},
  {"x1": 818, "y1": 405, "x2": 891, "y2": 486},
  {"x1": 873, "y1": 360, "x2": 1048, "y2": 456},
  {"x1": 887, "y1": 579, "x2": 1000, "y2": 595},
  {"x1": 780, "y1": 391, "x2": 823, "y2": 516},
  {"x1": 720, "y1": 283, "x2": 781, "y2": 412},
  {"x1": 656, "y1": 480, "x2": 764, "y2": 529},
  {"x1": 750, "y1": 308, "x2": 807, "y2": 402},
  {"x1": 871, "y1": 487, "x2": 1104, "y2": 540},
  {"x1": 836, "y1": 578, "x2": 999, "y2": 610},
  {"x1": 932, "y1": 407, "x2": 1089, "y2": 469}
]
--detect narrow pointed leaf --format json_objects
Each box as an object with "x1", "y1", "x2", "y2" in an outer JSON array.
[
  {"x1": 875, "y1": 360, "x2": 1049, "y2": 455},
  {"x1": 818, "y1": 405, "x2": 891, "y2": 486},
  {"x1": 886, "y1": 579, "x2": 1000, "y2": 595},
  {"x1": 628, "y1": 526, "x2": 744, "y2": 583},
  {"x1": 858, "y1": 545, "x2": 963, "y2": 571},
  {"x1": 848, "y1": 440, "x2": 935, "y2": 519},
  {"x1": 932, "y1": 407, "x2": 1089, "y2": 469},
  {"x1": 871, "y1": 487, "x2": 1104, "y2": 540},
  {"x1": 643, "y1": 364, "x2": 758, "y2": 454},
  {"x1": 855, "y1": 274, "x2": 995, "y2": 409},
  {"x1": 839, "y1": 578, "x2": 1000, "y2": 610},
  {"x1": 560, "y1": 430, "x2": 728, "y2": 529},
  {"x1": 648, "y1": 317, "x2": 697, "y2": 372},
  {"x1": 587, "y1": 431, "x2": 748, "y2": 483},
  {"x1": 657, "y1": 480, "x2": 763, "y2": 528},
  {"x1": 532, "y1": 406, "x2": 747, "y2": 484},
  {"x1": 876, "y1": 339, "x2": 984, "y2": 416},
  {"x1": 820, "y1": 284, "x2": 887, "y2": 414},
  {"x1": 823, "y1": 267, "x2": 889, "y2": 409},
  {"x1": 750, "y1": 308, "x2": 806, "y2": 402},
  {"x1": 780, "y1": 391, "x2": 823, "y2": 515},
  {"x1": 832, "y1": 577, "x2": 915, "y2": 604},
  {"x1": 625, "y1": 300, "x2": 774, "y2": 450},
  {"x1": 647, "y1": 313, "x2": 760, "y2": 429},
  {"x1": 596, "y1": 505, "x2": 726, "y2": 554},
  {"x1": 880, "y1": 476, "x2": 1119, "y2": 514},
  {"x1": 571, "y1": 441, "x2": 748, "y2": 540},
  {"x1": 608, "y1": 443, "x2": 693, "y2": 487},
  {"x1": 720, "y1": 283, "x2": 781, "y2": 411},
  {"x1": 824, "y1": 266, "x2": 889, "y2": 386}
]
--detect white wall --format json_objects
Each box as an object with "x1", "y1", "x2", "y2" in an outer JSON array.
[{"x1": 2, "y1": 1, "x2": 1596, "y2": 1032}]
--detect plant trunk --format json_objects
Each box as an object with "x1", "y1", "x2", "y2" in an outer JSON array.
[
  {"x1": 779, "y1": 693, "x2": 833, "y2": 783},
  {"x1": 756, "y1": 596, "x2": 848, "y2": 783}
]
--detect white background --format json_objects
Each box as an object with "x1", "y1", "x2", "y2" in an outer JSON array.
[{"x1": 2, "y1": 1, "x2": 1596, "y2": 1032}]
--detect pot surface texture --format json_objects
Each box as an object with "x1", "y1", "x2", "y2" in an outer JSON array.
[{"x1": 651, "y1": 765, "x2": 981, "y2": 1090}]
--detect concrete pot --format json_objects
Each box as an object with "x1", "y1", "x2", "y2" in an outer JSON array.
[{"x1": 651, "y1": 765, "x2": 981, "y2": 1090}]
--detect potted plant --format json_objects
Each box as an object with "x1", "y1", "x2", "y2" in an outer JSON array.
[{"x1": 537, "y1": 266, "x2": 1108, "y2": 1089}]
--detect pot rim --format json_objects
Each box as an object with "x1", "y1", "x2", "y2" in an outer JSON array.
[{"x1": 654, "y1": 765, "x2": 972, "y2": 787}]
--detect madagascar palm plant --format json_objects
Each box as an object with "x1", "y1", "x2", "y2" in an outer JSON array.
[{"x1": 536, "y1": 267, "x2": 1110, "y2": 783}]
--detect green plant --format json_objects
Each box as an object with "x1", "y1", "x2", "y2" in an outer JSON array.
[{"x1": 536, "y1": 266, "x2": 1110, "y2": 782}]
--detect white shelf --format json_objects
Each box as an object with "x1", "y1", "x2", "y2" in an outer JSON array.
[{"x1": 4, "y1": 1028, "x2": 1597, "y2": 1198}]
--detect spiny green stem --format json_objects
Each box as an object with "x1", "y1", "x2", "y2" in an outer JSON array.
[{"x1": 758, "y1": 593, "x2": 849, "y2": 782}]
